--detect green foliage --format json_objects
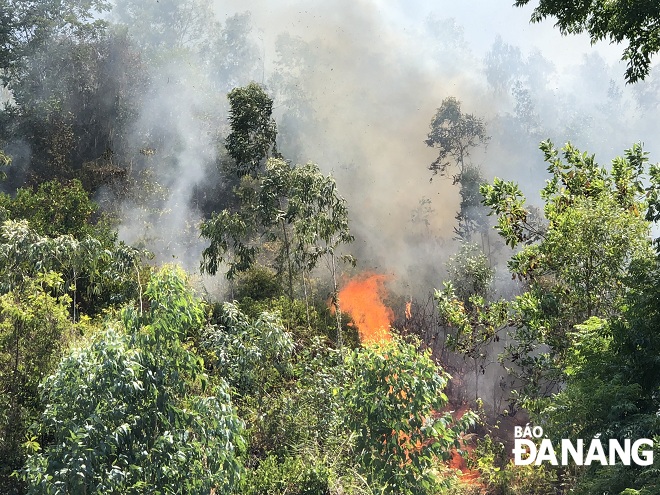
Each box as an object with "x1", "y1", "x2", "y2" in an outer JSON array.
[
  {"x1": 479, "y1": 177, "x2": 544, "y2": 248},
  {"x1": 426, "y1": 96, "x2": 489, "y2": 177},
  {"x1": 237, "y1": 295, "x2": 336, "y2": 344},
  {"x1": 201, "y1": 157, "x2": 353, "y2": 302},
  {"x1": 481, "y1": 141, "x2": 656, "y2": 397},
  {"x1": 225, "y1": 82, "x2": 278, "y2": 177},
  {"x1": 480, "y1": 141, "x2": 660, "y2": 493},
  {"x1": 258, "y1": 157, "x2": 355, "y2": 300},
  {"x1": 22, "y1": 266, "x2": 245, "y2": 495},
  {"x1": 233, "y1": 265, "x2": 282, "y2": 301},
  {"x1": 200, "y1": 207, "x2": 259, "y2": 279},
  {"x1": 202, "y1": 84, "x2": 354, "y2": 329},
  {"x1": 243, "y1": 336, "x2": 346, "y2": 461},
  {"x1": 202, "y1": 301, "x2": 294, "y2": 398},
  {"x1": 436, "y1": 243, "x2": 509, "y2": 375},
  {"x1": 426, "y1": 97, "x2": 491, "y2": 242},
  {"x1": 446, "y1": 243, "x2": 494, "y2": 303},
  {"x1": 533, "y1": 257, "x2": 660, "y2": 495},
  {"x1": 344, "y1": 338, "x2": 476, "y2": 495},
  {"x1": 241, "y1": 454, "x2": 331, "y2": 495},
  {"x1": 0, "y1": 272, "x2": 75, "y2": 495},
  {"x1": 514, "y1": 0, "x2": 660, "y2": 83},
  {"x1": 0, "y1": 0, "x2": 110, "y2": 86},
  {"x1": 454, "y1": 166, "x2": 491, "y2": 241},
  {"x1": 0, "y1": 219, "x2": 148, "y2": 317},
  {"x1": 470, "y1": 435, "x2": 557, "y2": 495},
  {"x1": 436, "y1": 281, "x2": 509, "y2": 358},
  {"x1": 203, "y1": 304, "x2": 346, "y2": 494},
  {"x1": 0, "y1": 179, "x2": 111, "y2": 241}
]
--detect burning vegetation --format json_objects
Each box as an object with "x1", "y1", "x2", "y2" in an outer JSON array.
[
  {"x1": 1, "y1": 2, "x2": 660, "y2": 495},
  {"x1": 336, "y1": 273, "x2": 394, "y2": 343}
]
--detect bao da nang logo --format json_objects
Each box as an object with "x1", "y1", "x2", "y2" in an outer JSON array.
[{"x1": 513, "y1": 425, "x2": 654, "y2": 466}]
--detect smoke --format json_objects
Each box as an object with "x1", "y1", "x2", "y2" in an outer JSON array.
[
  {"x1": 4, "y1": 0, "x2": 656, "y2": 295},
  {"x1": 2, "y1": 0, "x2": 657, "y2": 417},
  {"x1": 91, "y1": 0, "x2": 659, "y2": 305}
]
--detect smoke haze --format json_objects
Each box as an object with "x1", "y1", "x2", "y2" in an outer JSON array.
[{"x1": 16, "y1": 0, "x2": 659, "y2": 291}]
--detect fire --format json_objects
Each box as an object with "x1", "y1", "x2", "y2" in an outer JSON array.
[
  {"x1": 443, "y1": 404, "x2": 482, "y2": 486},
  {"x1": 338, "y1": 273, "x2": 393, "y2": 343}
]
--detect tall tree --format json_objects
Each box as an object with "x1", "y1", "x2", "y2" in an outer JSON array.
[
  {"x1": 2, "y1": 29, "x2": 148, "y2": 190},
  {"x1": 201, "y1": 84, "x2": 353, "y2": 332},
  {"x1": 225, "y1": 82, "x2": 278, "y2": 177},
  {"x1": 426, "y1": 97, "x2": 491, "y2": 243},
  {"x1": 201, "y1": 159, "x2": 353, "y2": 304},
  {"x1": 426, "y1": 96, "x2": 489, "y2": 178},
  {"x1": 111, "y1": 0, "x2": 217, "y2": 55},
  {"x1": 0, "y1": 0, "x2": 110, "y2": 87}
]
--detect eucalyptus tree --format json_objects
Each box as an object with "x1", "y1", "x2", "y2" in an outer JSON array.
[
  {"x1": 0, "y1": 219, "x2": 147, "y2": 319},
  {"x1": 225, "y1": 82, "x2": 279, "y2": 177},
  {"x1": 259, "y1": 158, "x2": 354, "y2": 338},
  {"x1": 22, "y1": 266, "x2": 245, "y2": 495},
  {"x1": 201, "y1": 84, "x2": 354, "y2": 340},
  {"x1": 201, "y1": 158, "x2": 353, "y2": 308}
]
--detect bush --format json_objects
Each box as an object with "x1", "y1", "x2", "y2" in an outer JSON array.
[{"x1": 344, "y1": 337, "x2": 477, "y2": 495}]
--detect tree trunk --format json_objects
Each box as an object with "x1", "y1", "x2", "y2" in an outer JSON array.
[
  {"x1": 331, "y1": 253, "x2": 342, "y2": 349},
  {"x1": 281, "y1": 219, "x2": 294, "y2": 300}
]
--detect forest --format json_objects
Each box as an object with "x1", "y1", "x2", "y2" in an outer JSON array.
[{"x1": 1, "y1": 0, "x2": 660, "y2": 494}]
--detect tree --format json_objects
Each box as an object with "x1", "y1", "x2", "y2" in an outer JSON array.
[
  {"x1": 0, "y1": 179, "x2": 110, "y2": 240},
  {"x1": 210, "y1": 13, "x2": 261, "y2": 93},
  {"x1": 524, "y1": 220, "x2": 660, "y2": 495},
  {"x1": 426, "y1": 97, "x2": 491, "y2": 243},
  {"x1": 0, "y1": 219, "x2": 148, "y2": 319},
  {"x1": 111, "y1": 0, "x2": 217, "y2": 55},
  {"x1": 514, "y1": 0, "x2": 660, "y2": 83},
  {"x1": 202, "y1": 301, "x2": 294, "y2": 399},
  {"x1": 22, "y1": 266, "x2": 245, "y2": 495},
  {"x1": 201, "y1": 158, "x2": 354, "y2": 338},
  {"x1": 426, "y1": 96, "x2": 489, "y2": 178},
  {"x1": 479, "y1": 140, "x2": 657, "y2": 400},
  {"x1": 260, "y1": 158, "x2": 354, "y2": 337},
  {"x1": 484, "y1": 36, "x2": 524, "y2": 94},
  {"x1": 225, "y1": 82, "x2": 278, "y2": 177},
  {"x1": 0, "y1": 272, "x2": 74, "y2": 495},
  {"x1": 435, "y1": 243, "x2": 509, "y2": 403},
  {"x1": 2, "y1": 29, "x2": 147, "y2": 190},
  {"x1": 344, "y1": 337, "x2": 476, "y2": 495},
  {"x1": 0, "y1": 0, "x2": 110, "y2": 87}
]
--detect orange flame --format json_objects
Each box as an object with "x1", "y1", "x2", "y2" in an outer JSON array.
[
  {"x1": 442, "y1": 404, "x2": 482, "y2": 486},
  {"x1": 339, "y1": 273, "x2": 393, "y2": 343}
]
